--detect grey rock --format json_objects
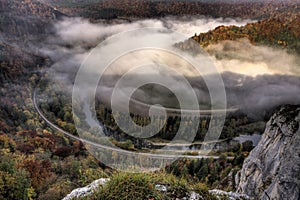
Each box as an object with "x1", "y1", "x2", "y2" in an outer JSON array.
[
  {"x1": 189, "y1": 191, "x2": 203, "y2": 200},
  {"x1": 62, "y1": 178, "x2": 110, "y2": 200},
  {"x1": 177, "y1": 191, "x2": 203, "y2": 200},
  {"x1": 237, "y1": 105, "x2": 300, "y2": 200},
  {"x1": 155, "y1": 184, "x2": 168, "y2": 192},
  {"x1": 234, "y1": 170, "x2": 241, "y2": 190},
  {"x1": 209, "y1": 189, "x2": 253, "y2": 200}
]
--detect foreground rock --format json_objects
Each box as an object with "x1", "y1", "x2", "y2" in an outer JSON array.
[
  {"x1": 63, "y1": 178, "x2": 251, "y2": 200},
  {"x1": 209, "y1": 189, "x2": 252, "y2": 200},
  {"x1": 62, "y1": 178, "x2": 109, "y2": 200},
  {"x1": 237, "y1": 105, "x2": 300, "y2": 199},
  {"x1": 63, "y1": 179, "x2": 202, "y2": 200}
]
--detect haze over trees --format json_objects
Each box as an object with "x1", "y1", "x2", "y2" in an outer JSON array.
[{"x1": 0, "y1": 0, "x2": 299, "y2": 199}]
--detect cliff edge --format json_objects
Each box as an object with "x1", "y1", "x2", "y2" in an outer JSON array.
[{"x1": 237, "y1": 105, "x2": 300, "y2": 199}]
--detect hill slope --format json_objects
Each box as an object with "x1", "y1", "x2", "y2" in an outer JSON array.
[
  {"x1": 191, "y1": 13, "x2": 300, "y2": 54},
  {"x1": 237, "y1": 105, "x2": 300, "y2": 199}
]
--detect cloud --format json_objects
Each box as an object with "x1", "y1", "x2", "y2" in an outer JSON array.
[
  {"x1": 42, "y1": 16, "x2": 249, "y2": 90},
  {"x1": 206, "y1": 39, "x2": 300, "y2": 76},
  {"x1": 53, "y1": 17, "x2": 251, "y2": 46},
  {"x1": 45, "y1": 16, "x2": 251, "y2": 80},
  {"x1": 42, "y1": 16, "x2": 300, "y2": 119},
  {"x1": 221, "y1": 72, "x2": 300, "y2": 117}
]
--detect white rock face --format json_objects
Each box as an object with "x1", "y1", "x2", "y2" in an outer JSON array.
[
  {"x1": 188, "y1": 191, "x2": 204, "y2": 200},
  {"x1": 209, "y1": 189, "x2": 252, "y2": 200},
  {"x1": 62, "y1": 178, "x2": 110, "y2": 200},
  {"x1": 155, "y1": 184, "x2": 168, "y2": 192},
  {"x1": 237, "y1": 105, "x2": 300, "y2": 200}
]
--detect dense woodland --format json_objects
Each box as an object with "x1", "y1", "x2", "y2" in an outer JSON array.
[
  {"x1": 0, "y1": 48, "x2": 112, "y2": 199},
  {"x1": 190, "y1": 13, "x2": 300, "y2": 55},
  {"x1": 0, "y1": 76, "x2": 253, "y2": 199},
  {"x1": 49, "y1": 0, "x2": 299, "y2": 20},
  {"x1": 0, "y1": 39, "x2": 260, "y2": 200},
  {"x1": 37, "y1": 84, "x2": 264, "y2": 149},
  {"x1": 0, "y1": 0, "x2": 299, "y2": 199},
  {"x1": 0, "y1": 33, "x2": 255, "y2": 200}
]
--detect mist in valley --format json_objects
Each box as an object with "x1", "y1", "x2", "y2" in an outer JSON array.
[{"x1": 39, "y1": 16, "x2": 300, "y2": 120}]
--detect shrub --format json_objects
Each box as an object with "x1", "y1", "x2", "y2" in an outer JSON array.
[
  {"x1": 93, "y1": 172, "x2": 161, "y2": 200},
  {"x1": 0, "y1": 156, "x2": 32, "y2": 199},
  {"x1": 38, "y1": 179, "x2": 73, "y2": 200}
]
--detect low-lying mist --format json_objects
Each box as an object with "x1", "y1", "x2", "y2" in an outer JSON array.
[{"x1": 40, "y1": 16, "x2": 300, "y2": 120}]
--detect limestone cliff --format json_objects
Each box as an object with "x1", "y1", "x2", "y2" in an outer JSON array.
[{"x1": 237, "y1": 105, "x2": 300, "y2": 200}]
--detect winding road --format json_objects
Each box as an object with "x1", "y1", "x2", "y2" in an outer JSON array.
[{"x1": 33, "y1": 90, "x2": 231, "y2": 160}]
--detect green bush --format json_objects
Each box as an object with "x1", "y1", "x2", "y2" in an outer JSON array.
[
  {"x1": 93, "y1": 172, "x2": 161, "y2": 200},
  {"x1": 76, "y1": 172, "x2": 193, "y2": 200},
  {"x1": 0, "y1": 156, "x2": 32, "y2": 200}
]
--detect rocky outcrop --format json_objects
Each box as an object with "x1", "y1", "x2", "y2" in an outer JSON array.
[
  {"x1": 62, "y1": 178, "x2": 110, "y2": 200},
  {"x1": 237, "y1": 105, "x2": 300, "y2": 200},
  {"x1": 62, "y1": 179, "x2": 181, "y2": 200},
  {"x1": 63, "y1": 178, "x2": 252, "y2": 200},
  {"x1": 209, "y1": 189, "x2": 252, "y2": 200}
]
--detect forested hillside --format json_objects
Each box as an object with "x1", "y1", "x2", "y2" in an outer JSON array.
[
  {"x1": 46, "y1": 0, "x2": 299, "y2": 20},
  {"x1": 191, "y1": 13, "x2": 300, "y2": 54},
  {"x1": 0, "y1": 0, "x2": 299, "y2": 199}
]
